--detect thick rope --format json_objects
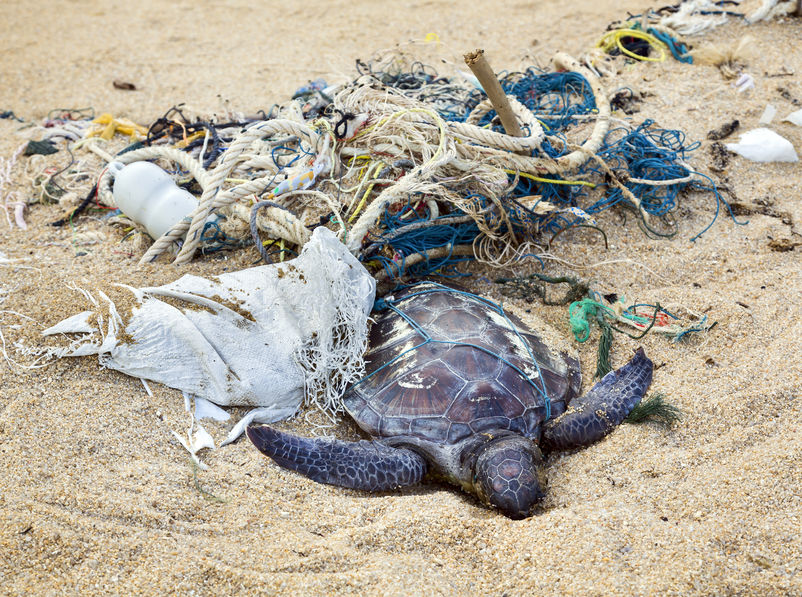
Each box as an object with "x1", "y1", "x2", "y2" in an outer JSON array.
[
  {"x1": 126, "y1": 119, "x2": 319, "y2": 264},
  {"x1": 249, "y1": 201, "x2": 310, "y2": 263},
  {"x1": 341, "y1": 52, "x2": 609, "y2": 252},
  {"x1": 173, "y1": 120, "x2": 319, "y2": 264},
  {"x1": 85, "y1": 52, "x2": 609, "y2": 265},
  {"x1": 453, "y1": 96, "x2": 544, "y2": 152}
]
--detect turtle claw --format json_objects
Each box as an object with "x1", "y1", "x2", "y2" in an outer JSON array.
[{"x1": 541, "y1": 348, "x2": 653, "y2": 451}]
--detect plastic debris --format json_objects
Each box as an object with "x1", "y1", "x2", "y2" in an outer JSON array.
[
  {"x1": 725, "y1": 128, "x2": 798, "y2": 162},
  {"x1": 110, "y1": 160, "x2": 216, "y2": 240},
  {"x1": 0, "y1": 110, "x2": 24, "y2": 121},
  {"x1": 292, "y1": 78, "x2": 328, "y2": 99},
  {"x1": 23, "y1": 140, "x2": 58, "y2": 156},
  {"x1": 783, "y1": 109, "x2": 802, "y2": 126},
  {"x1": 734, "y1": 73, "x2": 755, "y2": 93},
  {"x1": 41, "y1": 311, "x2": 96, "y2": 335},
  {"x1": 194, "y1": 397, "x2": 230, "y2": 422},
  {"x1": 87, "y1": 113, "x2": 147, "y2": 140},
  {"x1": 758, "y1": 104, "x2": 777, "y2": 125},
  {"x1": 172, "y1": 398, "x2": 216, "y2": 469},
  {"x1": 38, "y1": 227, "x2": 376, "y2": 441},
  {"x1": 12, "y1": 201, "x2": 27, "y2": 229}
]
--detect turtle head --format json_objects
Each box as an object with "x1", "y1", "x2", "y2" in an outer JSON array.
[{"x1": 473, "y1": 435, "x2": 545, "y2": 519}]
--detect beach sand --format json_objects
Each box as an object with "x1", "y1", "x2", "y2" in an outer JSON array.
[{"x1": 0, "y1": 1, "x2": 800, "y2": 594}]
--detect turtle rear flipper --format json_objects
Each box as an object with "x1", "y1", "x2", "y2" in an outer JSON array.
[
  {"x1": 541, "y1": 348, "x2": 653, "y2": 451},
  {"x1": 247, "y1": 425, "x2": 427, "y2": 491}
]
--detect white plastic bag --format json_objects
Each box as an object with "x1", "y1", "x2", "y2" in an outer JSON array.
[
  {"x1": 41, "y1": 227, "x2": 376, "y2": 437},
  {"x1": 725, "y1": 128, "x2": 798, "y2": 163}
]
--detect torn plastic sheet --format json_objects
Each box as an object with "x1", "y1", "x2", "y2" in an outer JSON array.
[
  {"x1": 194, "y1": 397, "x2": 230, "y2": 422},
  {"x1": 170, "y1": 393, "x2": 229, "y2": 468},
  {"x1": 39, "y1": 227, "x2": 376, "y2": 446}
]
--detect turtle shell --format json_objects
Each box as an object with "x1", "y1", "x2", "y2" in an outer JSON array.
[{"x1": 343, "y1": 282, "x2": 581, "y2": 445}]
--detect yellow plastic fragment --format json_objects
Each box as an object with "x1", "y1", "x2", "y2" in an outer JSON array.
[
  {"x1": 88, "y1": 113, "x2": 148, "y2": 140},
  {"x1": 101, "y1": 120, "x2": 117, "y2": 141},
  {"x1": 176, "y1": 130, "x2": 207, "y2": 148}
]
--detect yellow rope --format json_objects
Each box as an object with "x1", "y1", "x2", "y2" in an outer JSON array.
[
  {"x1": 597, "y1": 29, "x2": 668, "y2": 62},
  {"x1": 348, "y1": 161, "x2": 385, "y2": 222},
  {"x1": 504, "y1": 169, "x2": 597, "y2": 188}
]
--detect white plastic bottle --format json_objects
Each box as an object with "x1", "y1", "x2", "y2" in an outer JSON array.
[{"x1": 109, "y1": 161, "x2": 203, "y2": 240}]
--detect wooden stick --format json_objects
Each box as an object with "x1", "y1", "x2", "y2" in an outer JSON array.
[{"x1": 464, "y1": 49, "x2": 522, "y2": 137}]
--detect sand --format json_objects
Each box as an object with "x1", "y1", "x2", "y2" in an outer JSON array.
[{"x1": 1, "y1": 1, "x2": 801, "y2": 595}]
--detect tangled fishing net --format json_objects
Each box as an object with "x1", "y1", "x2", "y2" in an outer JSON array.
[
  {"x1": 4, "y1": 25, "x2": 751, "y2": 287},
  {"x1": 4, "y1": 13, "x2": 758, "y2": 430}
]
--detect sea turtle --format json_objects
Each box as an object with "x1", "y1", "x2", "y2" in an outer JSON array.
[{"x1": 248, "y1": 282, "x2": 653, "y2": 519}]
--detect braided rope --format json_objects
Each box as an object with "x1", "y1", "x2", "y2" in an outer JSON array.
[
  {"x1": 249, "y1": 201, "x2": 311, "y2": 263},
  {"x1": 121, "y1": 120, "x2": 319, "y2": 264},
  {"x1": 173, "y1": 120, "x2": 319, "y2": 264},
  {"x1": 452, "y1": 96, "x2": 544, "y2": 152},
  {"x1": 449, "y1": 53, "x2": 609, "y2": 176},
  {"x1": 341, "y1": 52, "x2": 609, "y2": 251},
  {"x1": 92, "y1": 53, "x2": 608, "y2": 264}
]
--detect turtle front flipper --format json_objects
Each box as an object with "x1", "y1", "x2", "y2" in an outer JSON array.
[
  {"x1": 541, "y1": 348, "x2": 653, "y2": 451},
  {"x1": 247, "y1": 425, "x2": 427, "y2": 491}
]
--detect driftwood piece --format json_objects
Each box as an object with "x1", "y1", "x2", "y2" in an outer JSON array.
[{"x1": 464, "y1": 49, "x2": 522, "y2": 137}]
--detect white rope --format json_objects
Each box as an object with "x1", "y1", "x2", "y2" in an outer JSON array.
[
  {"x1": 746, "y1": 0, "x2": 797, "y2": 22},
  {"x1": 72, "y1": 51, "x2": 611, "y2": 266},
  {"x1": 96, "y1": 120, "x2": 319, "y2": 264},
  {"x1": 338, "y1": 52, "x2": 610, "y2": 252}
]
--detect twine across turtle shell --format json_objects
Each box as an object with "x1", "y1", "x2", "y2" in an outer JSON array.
[
  {"x1": 248, "y1": 282, "x2": 653, "y2": 518},
  {"x1": 344, "y1": 283, "x2": 581, "y2": 445}
]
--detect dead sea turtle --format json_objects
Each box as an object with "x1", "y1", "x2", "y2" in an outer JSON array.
[{"x1": 248, "y1": 282, "x2": 653, "y2": 519}]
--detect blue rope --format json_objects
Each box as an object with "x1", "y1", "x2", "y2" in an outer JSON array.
[
  {"x1": 361, "y1": 201, "x2": 482, "y2": 280},
  {"x1": 355, "y1": 63, "x2": 741, "y2": 248},
  {"x1": 686, "y1": 170, "x2": 747, "y2": 242},
  {"x1": 199, "y1": 219, "x2": 242, "y2": 252},
  {"x1": 647, "y1": 28, "x2": 693, "y2": 64},
  {"x1": 673, "y1": 315, "x2": 710, "y2": 342},
  {"x1": 575, "y1": 119, "x2": 733, "y2": 234},
  {"x1": 357, "y1": 282, "x2": 552, "y2": 419},
  {"x1": 499, "y1": 70, "x2": 597, "y2": 131}
]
